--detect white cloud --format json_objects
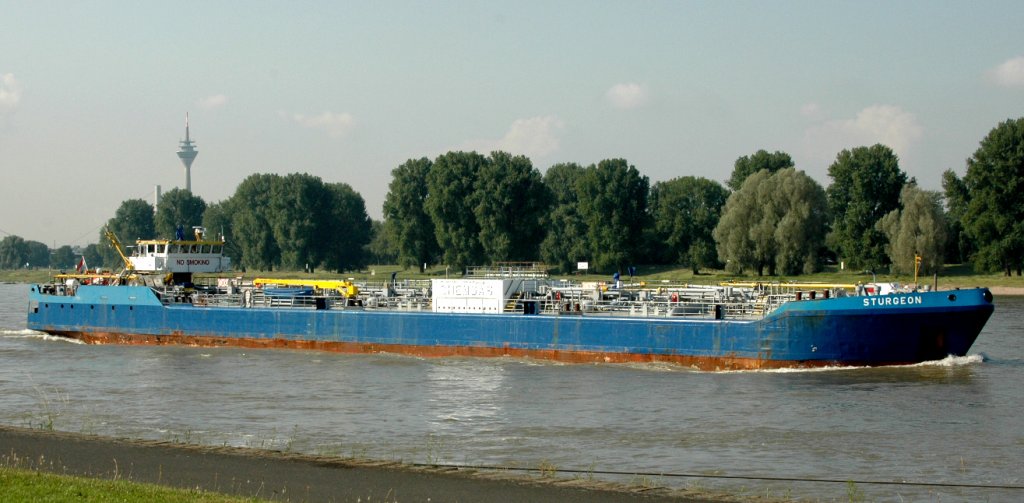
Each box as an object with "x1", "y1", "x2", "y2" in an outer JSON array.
[
  {"x1": 458, "y1": 115, "x2": 565, "y2": 159},
  {"x1": 800, "y1": 102, "x2": 820, "y2": 118},
  {"x1": 605, "y1": 83, "x2": 648, "y2": 110},
  {"x1": 287, "y1": 111, "x2": 355, "y2": 138},
  {"x1": 988, "y1": 56, "x2": 1024, "y2": 87},
  {"x1": 802, "y1": 105, "x2": 923, "y2": 163},
  {"x1": 197, "y1": 94, "x2": 227, "y2": 110},
  {"x1": 0, "y1": 73, "x2": 22, "y2": 111}
]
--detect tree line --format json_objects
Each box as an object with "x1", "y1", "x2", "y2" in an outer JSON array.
[
  {"x1": 90, "y1": 173, "x2": 372, "y2": 272},
  {"x1": 4, "y1": 117, "x2": 1022, "y2": 277}
]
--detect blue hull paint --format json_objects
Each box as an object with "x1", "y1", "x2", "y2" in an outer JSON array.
[{"x1": 26, "y1": 285, "x2": 994, "y2": 369}]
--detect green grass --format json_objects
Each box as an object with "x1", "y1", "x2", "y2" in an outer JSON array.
[
  {"x1": 266, "y1": 263, "x2": 1024, "y2": 289},
  {"x1": 0, "y1": 466, "x2": 264, "y2": 502},
  {"x1": 0, "y1": 269, "x2": 52, "y2": 284},
  {"x1": 4, "y1": 262, "x2": 1022, "y2": 289}
]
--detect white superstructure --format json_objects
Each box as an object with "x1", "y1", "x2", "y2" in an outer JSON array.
[{"x1": 129, "y1": 229, "x2": 230, "y2": 274}]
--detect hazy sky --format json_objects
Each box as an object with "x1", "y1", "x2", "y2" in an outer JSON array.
[{"x1": 2, "y1": 1, "x2": 1023, "y2": 246}]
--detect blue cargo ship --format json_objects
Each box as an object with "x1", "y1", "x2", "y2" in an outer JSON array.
[{"x1": 25, "y1": 233, "x2": 994, "y2": 371}]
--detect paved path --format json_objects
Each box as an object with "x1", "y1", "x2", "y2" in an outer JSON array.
[{"x1": 0, "y1": 426, "x2": 729, "y2": 502}]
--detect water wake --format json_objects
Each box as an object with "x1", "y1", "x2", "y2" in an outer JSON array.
[
  {"x1": 718, "y1": 353, "x2": 985, "y2": 374},
  {"x1": 0, "y1": 329, "x2": 84, "y2": 344}
]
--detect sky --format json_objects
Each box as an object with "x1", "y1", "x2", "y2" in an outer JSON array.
[{"x1": 2, "y1": 1, "x2": 1023, "y2": 247}]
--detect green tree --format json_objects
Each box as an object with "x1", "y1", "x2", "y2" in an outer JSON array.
[
  {"x1": 25, "y1": 241, "x2": 50, "y2": 268},
  {"x1": 268, "y1": 173, "x2": 333, "y2": 270},
  {"x1": 941, "y1": 169, "x2": 973, "y2": 264},
  {"x1": 475, "y1": 151, "x2": 549, "y2": 262},
  {"x1": 230, "y1": 173, "x2": 282, "y2": 271},
  {"x1": 649, "y1": 176, "x2": 729, "y2": 273},
  {"x1": 50, "y1": 245, "x2": 76, "y2": 269},
  {"x1": 826, "y1": 144, "x2": 907, "y2": 270},
  {"x1": 100, "y1": 199, "x2": 155, "y2": 267},
  {"x1": 0, "y1": 235, "x2": 29, "y2": 269},
  {"x1": 321, "y1": 181, "x2": 372, "y2": 272},
  {"x1": 958, "y1": 117, "x2": 1024, "y2": 275},
  {"x1": 714, "y1": 168, "x2": 828, "y2": 275},
  {"x1": 727, "y1": 149, "x2": 794, "y2": 191},
  {"x1": 366, "y1": 220, "x2": 398, "y2": 265},
  {"x1": 224, "y1": 173, "x2": 372, "y2": 272},
  {"x1": 576, "y1": 159, "x2": 649, "y2": 273},
  {"x1": 82, "y1": 243, "x2": 105, "y2": 269},
  {"x1": 155, "y1": 188, "x2": 208, "y2": 239},
  {"x1": 539, "y1": 163, "x2": 589, "y2": 273},
  {"x1": 426, "y1": 151, "x2": 487, "y2": 270},
  {"x1": 382, "y1": 158, "x2": 438, "y2": 271},
  {"x1": 202, "y1": 200, "x2": 240, "y2": 264},
  {"x1": 876, "y1": 185, "x2": 946, "y2": 276}
]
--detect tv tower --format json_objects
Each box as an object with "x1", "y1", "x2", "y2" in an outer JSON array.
[{"x1": 176, "y1": 113, "x2": 198, "y2": 193}]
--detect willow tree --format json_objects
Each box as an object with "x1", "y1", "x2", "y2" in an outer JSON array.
[
  {"x1": 714, "y1": 168, "x2": 828, "y2": 276},
  {"x1": 727, "y1": 149, "x2": 794, "y2": 191},
  {"x1": 876, "y1": 185, "x2": 946, "y2": 276}
]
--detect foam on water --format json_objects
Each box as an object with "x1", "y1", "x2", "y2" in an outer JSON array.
[
  {"x1": 1, "y1": 329, "x2": 42, "y2": 337},
  {"x1": 0, "y1": 329, "x2": 84, "y2": 344},
  {"x1": 908, "y1": 353, "x2": 985, "y2": 367},
  {"x1": 716, "y1": 353, "x2": 985, "y2": 374}
]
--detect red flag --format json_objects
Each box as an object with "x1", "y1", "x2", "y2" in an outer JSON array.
[{"x1": 76, "y1": 256, "x2": 87, "y2": 273}]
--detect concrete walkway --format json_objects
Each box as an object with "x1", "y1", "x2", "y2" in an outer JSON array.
[{"x1": 0, "y1": 426, "x2": 730, "y2": 502}]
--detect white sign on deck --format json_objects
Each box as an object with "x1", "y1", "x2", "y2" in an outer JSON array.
[{"x1": 431, "y1": 279, "x2": 508, "y2": 313}]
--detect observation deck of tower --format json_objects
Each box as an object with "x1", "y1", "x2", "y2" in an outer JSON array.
[{"x1": 176, "y1": 113, "x2": 198, "y2": 193}]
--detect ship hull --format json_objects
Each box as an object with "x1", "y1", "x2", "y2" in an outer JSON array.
[{"x1": 26, "y1": 285, "x2": 994, "y2": 371}]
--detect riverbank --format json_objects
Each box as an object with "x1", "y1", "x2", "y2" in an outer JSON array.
[
  {"x1": 5, "y1": 263, "x2": 1024, "y2": 293},
  {"x1": 987, "y1": 286, "x2": 1024, "y2": 296},
  {"x1": 0, "y1": 426, "x2": 754, "y2": 503}
]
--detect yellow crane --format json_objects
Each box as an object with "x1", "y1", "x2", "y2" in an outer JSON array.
[
  {"x1": 253, "y1": 278, "x2": 359, "y2": 297},
  {"x1": 103, "y1": 228, "x2": 134, "y2": 273}
]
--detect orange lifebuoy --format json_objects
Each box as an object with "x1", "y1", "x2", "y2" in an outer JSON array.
[
  {"x1": 555, "y1": 291, "x2": 562, "y2": 301},
  {"x1": 670, "y1": 292, "x2": 679, "y2": 302}
]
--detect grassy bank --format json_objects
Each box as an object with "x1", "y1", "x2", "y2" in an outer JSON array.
[
  {"x1": 0, "y1": 466, "x2": 262, "y2": 503},
  {"x1": 3, "y1": 263, "x2": 1022, "y2": 289}
]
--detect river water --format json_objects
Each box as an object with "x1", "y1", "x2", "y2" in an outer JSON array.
[{"x1": 1, "y1": 282, "x2": 1021, "y2": 501}]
